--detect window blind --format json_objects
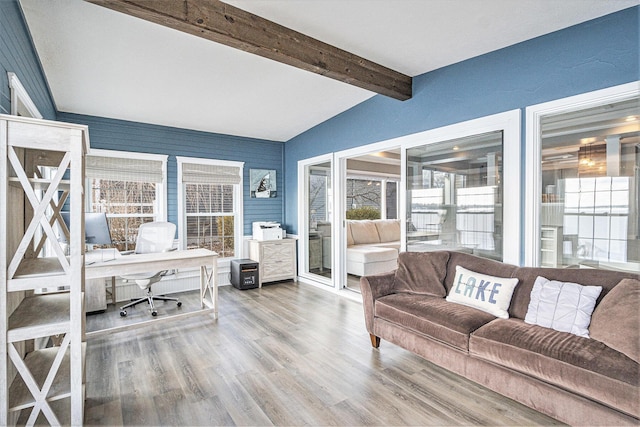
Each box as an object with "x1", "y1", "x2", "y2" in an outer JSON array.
[
  {"x1": 86, "y1": 155, "x2": 164, "y2": 183},
  {"x1": 181, "y1": 162, "x2": 241, "y2": 185}
]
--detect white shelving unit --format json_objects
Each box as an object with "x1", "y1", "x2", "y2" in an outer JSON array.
[
  {"x1": 1, "y1": 115, "x2": 89, "y2": 426},
  {"x1": 248, "y1": 239, "x2": 297, "y2": 286},
  {"x1": 540, "y1": 226, "x2": 563, "y2": 268}
]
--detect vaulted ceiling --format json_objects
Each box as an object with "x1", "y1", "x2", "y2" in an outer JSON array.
[{"x1": 20, "y1": 0, "x2": 637, "y2": 142}]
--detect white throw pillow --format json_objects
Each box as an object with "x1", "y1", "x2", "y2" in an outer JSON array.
[
  {"x1": 445, "y1": 266, "x2": 519, "y2": 319},
  {"x1": 524, "y1": 276, "x2": 602, "y2": 338}
]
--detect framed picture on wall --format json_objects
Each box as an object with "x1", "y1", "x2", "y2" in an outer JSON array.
[{"x1": 250, "y1": 169, "x2": 277, "y2": 198}]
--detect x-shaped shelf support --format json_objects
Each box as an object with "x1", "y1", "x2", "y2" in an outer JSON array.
[
  {"x1": 200, "y1": 265, "x2": 215, "y2": 311},
  {"x1": 7, "y1": 147, "x2": 71, "y2": 279},
  {"x1": 7, "y1": 333, "x2": 71, "y2": 426}
]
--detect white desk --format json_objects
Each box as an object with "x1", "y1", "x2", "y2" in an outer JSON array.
[{"x1": 85, "y1": 248, "x2": 218, "y2": 335}]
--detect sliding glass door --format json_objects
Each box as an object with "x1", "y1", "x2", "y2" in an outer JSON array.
[
  {"x1": 298, "y1": 111, "x2": 520, "y2": 290},
  {"x1": 298, "y1": 156, "x2": 333, "y2": 285}
]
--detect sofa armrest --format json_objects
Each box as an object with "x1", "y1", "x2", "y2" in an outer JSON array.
[{"x1": 360, "y1": 271, "x2": 396, "y2": 335}]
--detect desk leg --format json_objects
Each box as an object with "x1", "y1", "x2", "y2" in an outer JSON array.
[
  {"x1": 213, "y1": 258, "x2": 218, "y2": 319},
  {"x1": 200, "y1": 266, "x2": 205, "y2": 310},
  {"x1": 199, "y1": 260, "x2": 218, "y2": 319}
]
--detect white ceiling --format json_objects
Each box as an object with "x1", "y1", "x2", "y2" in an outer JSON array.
[{"x1": 20, "y1": 0, "x2": 638, "y2": 142}]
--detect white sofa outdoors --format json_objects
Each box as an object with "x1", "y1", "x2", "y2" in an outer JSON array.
[{"x1": 347, "y1": 219, "x2": 400, "y2": 276}]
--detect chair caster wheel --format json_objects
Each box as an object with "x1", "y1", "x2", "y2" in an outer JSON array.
[
  {"x1": 120, "y1": 310, "x2": 127, "y2": 317},
  {"x1": 151, "y1": 311, "x2": 158, "y2": 316},
  {"x1": 177, "y1": 301, "x2": 182, "y2": 307}
]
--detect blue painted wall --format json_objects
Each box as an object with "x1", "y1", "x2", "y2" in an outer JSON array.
[
  {"x1": 57, "y1": 113, "x2": 284, "y2": 236},
  {"x1": 283, "y1": 6, "x2": 640, "y2": 235},
  {"x1": 0, "y1": 0, "x2": 55, "y2": 119}
]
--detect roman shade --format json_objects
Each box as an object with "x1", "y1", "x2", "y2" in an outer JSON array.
[
  {"x1": 86, "y1": 155, "x2": 164, "y2": 183},
  {"x1": 181, "y1": 162, "x2": 241, "y2": 185}
]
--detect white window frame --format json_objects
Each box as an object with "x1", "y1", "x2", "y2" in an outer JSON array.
[
  {"x1": 524, "y1": 81, "x2": 640, "y2": 266},
  {"x1": 177, "y1": 156, "x2": 244, "y2": 259},
  {"x1": 85, "y1": 149, "x2": 168, "y2": 247},
  {"x1": 398, "y1": 109, "x2": 522, "y2": 265},
  {"x1": 8, "y1": 72, "x2": 43, "y2": 119},
  {"x1": 298, "y1": 153, "x2": 334, "y2": 288}
]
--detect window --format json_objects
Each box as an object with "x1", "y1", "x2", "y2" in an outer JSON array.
[
  {"x1": 346, "y1": 178, "x2": 381, "y2": 217},
  {"x1": 85, "y1": 150, "x2": 167, "y2": 251},
  {"x1": 309, "y1": 169, "x2": 331, "y2": 224},
  {"x1": 177, "y1": 157, "x2": 244, "y2": 258},
  {"x1": 563, "y1": 177, "x2": 630, "y2": 263},
  {"x1": 385, "y1": 181, "x2": 398, "y2": 219},
  {"x1": 456, "y1": 185, "x2": 498, "y2": 251},
  {"x1": 346, "y1": 177, "x2": 398, "y2": 219},
  {"x1": 533, "y1": 95, "x2": 639, "y2": 270},
  {"x1": 406, "y1": 131, "x2": 505, "y2": 260}
]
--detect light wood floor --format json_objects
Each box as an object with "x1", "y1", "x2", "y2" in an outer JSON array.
[
  {"x1": 84, "y1": 282, "x2": 564, "y2": 426},
  {"x1": 86, "y1": 289, "x2": 205, "y2": 333},
  {"x1": 304, "y1": 270, "x2": 362, "y2": 292}
]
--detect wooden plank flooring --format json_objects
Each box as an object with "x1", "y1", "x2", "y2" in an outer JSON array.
[
  {"x1": 86, "y1": 289, "x2": 206, "y2": 333},
  {"x1": 84, "y1": 282, "x2": 564, "y2": 426}
]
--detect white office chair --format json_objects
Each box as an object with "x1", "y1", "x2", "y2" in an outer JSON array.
[{"x1": 119, "y1": 222, "x2": 182, "y2": 317}]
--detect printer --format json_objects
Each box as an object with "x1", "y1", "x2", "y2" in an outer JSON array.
[{"x1": 252, "y1": 221, "x2": 285, "y2": 241}]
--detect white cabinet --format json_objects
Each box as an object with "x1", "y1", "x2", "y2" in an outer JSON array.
[
  {"x1": 1, "y1": 115, "x2": 88, "y2": 425},
  {"x1": 85, "y1": 278, "x2": 107, "y2": 313},
  {"x1": 248, "y1": 239, "x2": 297, "y2": 286}
]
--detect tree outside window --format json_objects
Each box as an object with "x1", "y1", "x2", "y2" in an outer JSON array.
[
  {"x1": 89, "y1": 180, "x2": 157, "y2": 251},
  {"x1": 185, "y1": 183, "x2": 235, "y2": 257},
  {"x1": 346, "y1": 177, "x2": 398, "y2": 220}
]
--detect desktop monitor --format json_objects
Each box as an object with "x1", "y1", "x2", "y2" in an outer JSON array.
[{"x1": 60, "y1": 212, "x2": 112, "y2": 245}]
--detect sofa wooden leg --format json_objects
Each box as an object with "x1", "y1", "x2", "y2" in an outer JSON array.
[{"x1": 370, "y1": 334, "x2": 380, "y2": 348}]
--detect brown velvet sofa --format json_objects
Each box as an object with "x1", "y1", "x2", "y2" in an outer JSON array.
[{"x1": 361, "y1": 250, "x2": 639, "y2": 426}]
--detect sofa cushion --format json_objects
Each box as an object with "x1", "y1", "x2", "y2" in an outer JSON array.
[
  {"x1": 349, "y1": 220, "x2": 381, "y2": 245},
  {"x1": 371, "y1": 241, "x2": 401, "y2": 250},
  {"x1": 374, "y1": 219, "x2": 400, "y2": 243},
  {"x1": 350, "y1": 259, "x2": 397, "y2": 277},
  {"x1": 446, "y1": 266, "x2": 519, "y2": 319},
  {"x1": 347, "y1": 246, "x2": 397, "y2": 263},
  {"x1": 375, "y1": 293, "x2": 496, "y2": 351},
  {"x1": 524, "y1": 276, "x2": 602, "y2": 338},
  {"x1": 346, "y1": 222, "x2": 355, "y2": 246},
  {"x1": 393, "y1": 251, "x2": 449, "y2": 297},
  {"x1": 470, "y1": 318, "x2": 640, "y2": 418},
  {"x1": 590, "y1": 278, "x2": 640, "y2": 363}
]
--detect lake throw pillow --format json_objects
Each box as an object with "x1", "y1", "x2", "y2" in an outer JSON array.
[{"x1": 445, "y1": 265, "x2": 519, "y2": 319}]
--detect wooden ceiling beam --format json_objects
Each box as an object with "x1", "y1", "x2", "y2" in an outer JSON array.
[{"x1": 85, "y1": 0, "x2": 412, "y2": 100}]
